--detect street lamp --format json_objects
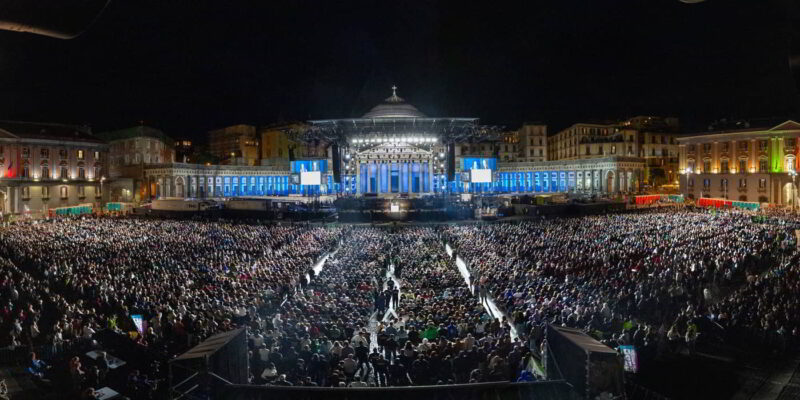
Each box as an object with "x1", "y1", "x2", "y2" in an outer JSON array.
[{"x1": 790, "y1": 170, "x2": 797, "y2": 213}]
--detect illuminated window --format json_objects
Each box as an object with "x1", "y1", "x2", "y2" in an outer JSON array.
[
  {"x1": 77, "y1": 150, "x2": 84, "y2": 160},
  {"x1": 22, "y1": 147, "x2": 30, "y2": 158},
  {"x1": 787, "y1": 156, "x2": 796, "y2": 172},
  {"x1": 60, "y1": 186, "x2": 68, "y2": 199},
  {"x1": 759, "y1": 178, "x2": 767, "y2": 189},
  {"x1": 21, "y1": 187, "x2": 30, "y2": 199},
  {"x1": 94, "y1": 151, "x2": 100, "y2": 160}
]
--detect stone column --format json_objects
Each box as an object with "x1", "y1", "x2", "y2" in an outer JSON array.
[{"x1": 367, "y1": 161, "x2": 372, "y2": 193}]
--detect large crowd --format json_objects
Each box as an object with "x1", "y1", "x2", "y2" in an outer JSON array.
[{"x1": 0, "y1": 208, "x2": 799, "y2": 399}]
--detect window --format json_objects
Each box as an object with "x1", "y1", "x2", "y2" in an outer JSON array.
[
  {"x1": 703, "y1": 143, "x2": 712, "y2": 154},
  {"x1": 721, "y1": 143, "x2": 729, "y2": 152},
  {"x1": 739, "y1": 178, "x2": 747, "y2": 188},
  {"x1": 688, "y1": 178, "x2": 694, "y2": 187},
  {"x1": 759, "y1": 159, "x2": 768, "y2": 173},
  {"x1": 42, "y1": 186, "x2": 49, "y2": 198},
  {"x1": 721, "y1": 160, "x2": 729, "y2": 173},
  {"x1": 703, "y1": 179, "x2": 711, "y2": 189},
  {"x1": 22, "y1": 147, "x2": 30, "y2": 158},
  {"x1": 739, "y1": 159, "x2": 747, "y2": 173},
  {"x1": 786, "y1": 156, "x2": 795, "y2": 172},
  {"x1": 41, "y1": 166, "x2": 49, "y2": 179},
  {"x1": 611, "y1": 145, "x2": 616, "y2": 154},
  {"x1": 94, "y1": 167, "x2": 101, "y2": 179},
  {"x1": 60, "y1": 186, "x2": 68, "y2": 199},
  {"x1": 93, "y1": 151, "x2": 100, "y2": 160},
  {"x1": 22, "y1": 166, "x2": 29, "y2": 178},
  {"x1": 59, "y1": 149, "x2": 67, "y2": 159},
  {"x1": 78, "y1": 167, "x2": 85, "y2": 179},
  {"x1": 687, "y1": 160, "x2": 696, "y2": 172},
  {"x1": 703, "y1": 160, "x2": 711, "y2": 173},
  {"x1": 77, "y1": 150, "x2": 84, "y2": 160},
  {"x1": 60, "y1": 167, "x2": 68, "y2": 179},
  {"x1": 96, "y1": 185, "x2": 102, "y2": 197},
  {"x1": 585, "y1": 147, "x2": 590, "y2": 155},
  {"x1": 788, "y1": 138, "x2": 796, "y2": 148},
  {"x1": 77, "y1": 186, "x2": 85, "y2": 198},
  {"x1": 739, "y1": 142, "x2": 748, "y2": 151},
  {"x1": 721, "y1": 178, "x2": 728, "y2": 189},
  {"x1": 759, "y1": 178, "x2": 767, "y2": 189},
  {"x1": 689, "y1": 144, "x2": 696, "y2": 152},
  {"x1": 21, "y1": 187, "x2": 30, "y2": 200},
  {"x1": 628, "y1": 145, "x2": 633, "y2": 155},
  {"x1": 759, "y1": 140, "x2": 768, "y2": 152},
  {"x1": 651, "y1": 148, "x2": 656, "y2": 156},
  {"x1": 41, "y1": 148, "x2": 49, "y2": 158}
]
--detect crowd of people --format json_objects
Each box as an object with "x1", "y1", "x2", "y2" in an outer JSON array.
[
  {"x1": 0, "y1": 208, "x2": 799, "y2": 398},
  {"x1": 444, "y1": 209, "x2": 800, "y2": 361}
]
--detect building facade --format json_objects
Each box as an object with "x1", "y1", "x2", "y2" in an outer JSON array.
[
  {"x1": 517, "y1": 123, "x2": 548, "y2": 162},
  {"x1": 678, "y1": 120, "x2": 800, "y2": 205},
  {"x1": 0, "y1": 121, "x2": 108, "y2": 217},
  {"x1": 208, "y1": 124, "x2": 259, "y2": 166},
  {"x1": 99, "y1": 126, "x2": 175, "y2": 203}
]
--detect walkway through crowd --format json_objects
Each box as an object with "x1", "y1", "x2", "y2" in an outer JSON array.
[{"x1": 445, "y1": 243, "x2": 519, "y2": 341}]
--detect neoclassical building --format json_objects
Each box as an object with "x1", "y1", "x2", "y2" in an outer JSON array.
[
  {"x1": 0, "y1": 121, "x2": 108, "y2": 217},
  {"x1": 131, "y1": 88, "x2": 645, "y2": 199},
  {"x1": 678, "y1": 120, "x2": 800, "y2": 205}
]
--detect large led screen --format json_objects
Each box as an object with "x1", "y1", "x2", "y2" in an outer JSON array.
[
  {"x1": 471, "y1": 169, "x2": 492, "y2": 183},
  {"x1": 300, "y1": 171, "x2": 321, "y2": 185}
]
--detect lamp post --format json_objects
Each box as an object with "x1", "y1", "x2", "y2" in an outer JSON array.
[{"x1": 790, "y1": 170, "x2": 797, "y2": 213}]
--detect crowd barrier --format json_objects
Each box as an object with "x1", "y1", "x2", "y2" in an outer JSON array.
[
  {"x1": 634, "y1": 194, "x2": 683, "y2": 205},
  {"x1": 223, "y1": 380, "x2": 579, "y2": 400},
  {"x1": 50, "y1": 203, "x2": 94, "y2": 216},
  {"x1": 696, "y1": 197, "x2": 761, "y2": 210}
]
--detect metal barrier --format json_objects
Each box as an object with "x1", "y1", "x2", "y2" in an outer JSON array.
[{"x1": 224, "y1": 380, "x2": 579, "y2": 400}]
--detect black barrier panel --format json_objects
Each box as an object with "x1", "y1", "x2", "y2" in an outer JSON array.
[{"x1": 225, "y1": 380, "x2": 579, "y2": 400}]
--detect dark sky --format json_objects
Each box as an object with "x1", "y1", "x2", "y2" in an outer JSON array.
[{"x1": 0, "y1": 0, "x2": 798, "y2": 141}]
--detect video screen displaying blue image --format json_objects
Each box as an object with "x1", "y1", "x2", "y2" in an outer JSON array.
[
  {"x1": 291, "y1": 160, "x2": 327, "y2": 173},
  {"x1": 462, "y1": 157, "x2": 496, "y2": 171}
]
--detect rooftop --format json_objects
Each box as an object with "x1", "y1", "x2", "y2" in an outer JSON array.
[
  {"x1": 0, "y1": 120, "x2": 104, "y2": 144},
  {"x1": 361, "y1": 86, "x2": 427, "y2": 119},
  {"x1": 97, "y1": 125, "x2": 174, "y2": 144}
]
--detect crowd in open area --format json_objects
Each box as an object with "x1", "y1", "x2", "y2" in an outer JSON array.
[
  {"x1": 0, "y1": 208, "x2": 799, "y2": 398},
  {"x1": 444, "y1": 209, "x2": 800, "y2": 362}
]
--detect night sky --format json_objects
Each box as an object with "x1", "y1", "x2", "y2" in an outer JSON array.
[{"x1": 0, "y1": 0, "x2": 798, "y2": 141}]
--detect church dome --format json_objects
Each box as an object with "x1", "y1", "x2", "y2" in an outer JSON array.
[{"x1": 362, "y1": 86, "x2": 426, "y2": 119}]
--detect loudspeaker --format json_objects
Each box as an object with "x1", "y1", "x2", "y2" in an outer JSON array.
[
  {"x1": 332, "y1": 144, "x2": 342, "y2": 184},
  {"x1": 446, "y1": 143, "x2": 456, "y2": 181}
]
